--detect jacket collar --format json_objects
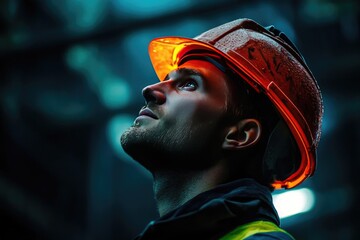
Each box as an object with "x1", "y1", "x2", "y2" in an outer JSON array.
[{"x1": 135, "y1": 178, "x2": 279, "y2": 240}]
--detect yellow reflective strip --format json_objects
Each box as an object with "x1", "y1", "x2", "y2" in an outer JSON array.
[{"x1": 220, "y1": 221, "x2": 294, "y2": 240}]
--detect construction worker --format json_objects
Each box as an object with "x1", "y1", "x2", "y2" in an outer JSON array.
[{"x1": 120, "y1": 18, "x2": 323, "y2": 239}]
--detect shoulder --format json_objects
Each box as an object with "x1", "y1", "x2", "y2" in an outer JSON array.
[{"x1": 220, "y1": 221, "x2": 295, "y2": 240}]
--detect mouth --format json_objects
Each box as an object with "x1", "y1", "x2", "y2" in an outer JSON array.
[{"x1": 138, "y1": 108, "x2": 158, "y2": 119}]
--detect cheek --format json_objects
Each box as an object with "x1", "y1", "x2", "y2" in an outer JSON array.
[{"x1": 166, "y1": 96, "x2": 226, "y2": 127}]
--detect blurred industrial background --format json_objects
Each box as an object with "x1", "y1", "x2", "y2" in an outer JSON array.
[{"x1": 0, "y1": 0, "x2": 359, "y2": 239}]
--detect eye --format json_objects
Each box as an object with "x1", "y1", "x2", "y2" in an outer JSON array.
[{"x1": 179, "y1": 79, "x2": 198, "y2": 91}]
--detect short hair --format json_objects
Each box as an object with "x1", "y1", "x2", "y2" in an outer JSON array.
[{"x1": 223, "y1": 73, "x2": 281, "y2": 188}]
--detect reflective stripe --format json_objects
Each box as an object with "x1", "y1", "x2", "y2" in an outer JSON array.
[{"x1": 220, "y1": 221, "x2": 294, "y2": 240}]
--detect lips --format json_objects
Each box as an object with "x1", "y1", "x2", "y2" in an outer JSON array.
[{"x1": 139, "y1": 108, "x2": 158, "y2": 119}]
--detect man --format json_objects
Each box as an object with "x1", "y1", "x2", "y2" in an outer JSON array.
[{"x1": 121, "y1": 18, "x2": 323, "y2": 239}]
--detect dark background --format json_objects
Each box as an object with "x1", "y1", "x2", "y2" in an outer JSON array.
[{"x1": 0, "y1": 0, "x2": 359, "y2": 239}]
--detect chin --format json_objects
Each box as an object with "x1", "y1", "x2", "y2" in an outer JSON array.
[
  {"x1": 120, "y1": 127, "x2": 139, "y2": 156},
  {"x1": 120, "y1": 127, "x2": 155, "y2": 169}
]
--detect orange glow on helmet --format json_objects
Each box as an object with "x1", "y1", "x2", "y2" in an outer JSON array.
[{"x1": 148, "y1": 18, "x2": 323, "y2": 189}]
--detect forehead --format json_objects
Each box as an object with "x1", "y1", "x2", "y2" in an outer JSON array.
[
  {"x1": 167, "y1": 60, "x2": 231, "y2": 88},
  {"x1": 166, "y1": 67, "x2": 202, "y2": 80}
]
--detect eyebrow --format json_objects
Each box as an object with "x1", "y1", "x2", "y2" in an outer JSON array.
[{"x1": 164, "y1": 68, "x2": 204, "y2": 81}]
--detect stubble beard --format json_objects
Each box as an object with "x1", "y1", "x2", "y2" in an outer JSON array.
[
  {"x1": 120, "y1": 124, "x2": 181, "y2": 171},
  {"x1": 120, "y1": 120, "x2": 223, "y2": 173}
]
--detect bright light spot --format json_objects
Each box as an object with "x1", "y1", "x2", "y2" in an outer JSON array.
[
  {"x1": 99, "y1": 77, "x2": 131, "y2": 109},
  {"x1": 273, "y1": 188, "x2": 315, "y2": 219},
  {"x1": 66, "y1": 45, "x2": 92, "y2": 70}
]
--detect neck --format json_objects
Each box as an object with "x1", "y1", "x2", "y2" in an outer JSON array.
[{"x1": 152, "y1": 160, "x2": 228, "y2": 217}]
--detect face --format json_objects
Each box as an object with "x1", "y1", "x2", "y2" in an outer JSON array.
[{"x1": 121, "y1": 59, "x2": 232, "y2": 171}]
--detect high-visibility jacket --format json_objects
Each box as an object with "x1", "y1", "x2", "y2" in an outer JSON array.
[{"x1": 220, "y1": 220, "x2": 294, "y2": 240}]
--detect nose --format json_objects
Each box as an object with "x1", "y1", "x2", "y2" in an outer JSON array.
[{"x1": 142, "y1": 82, "x2": 166, "y2": 105}]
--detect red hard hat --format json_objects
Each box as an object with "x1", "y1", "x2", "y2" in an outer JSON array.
[{"x1": 148, "y1": 18, "x2": 323, "y2": 189}]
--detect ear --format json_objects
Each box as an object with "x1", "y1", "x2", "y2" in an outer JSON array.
[{"x1": 222, "y1": 119, "x2": 261, "y2": 150}]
